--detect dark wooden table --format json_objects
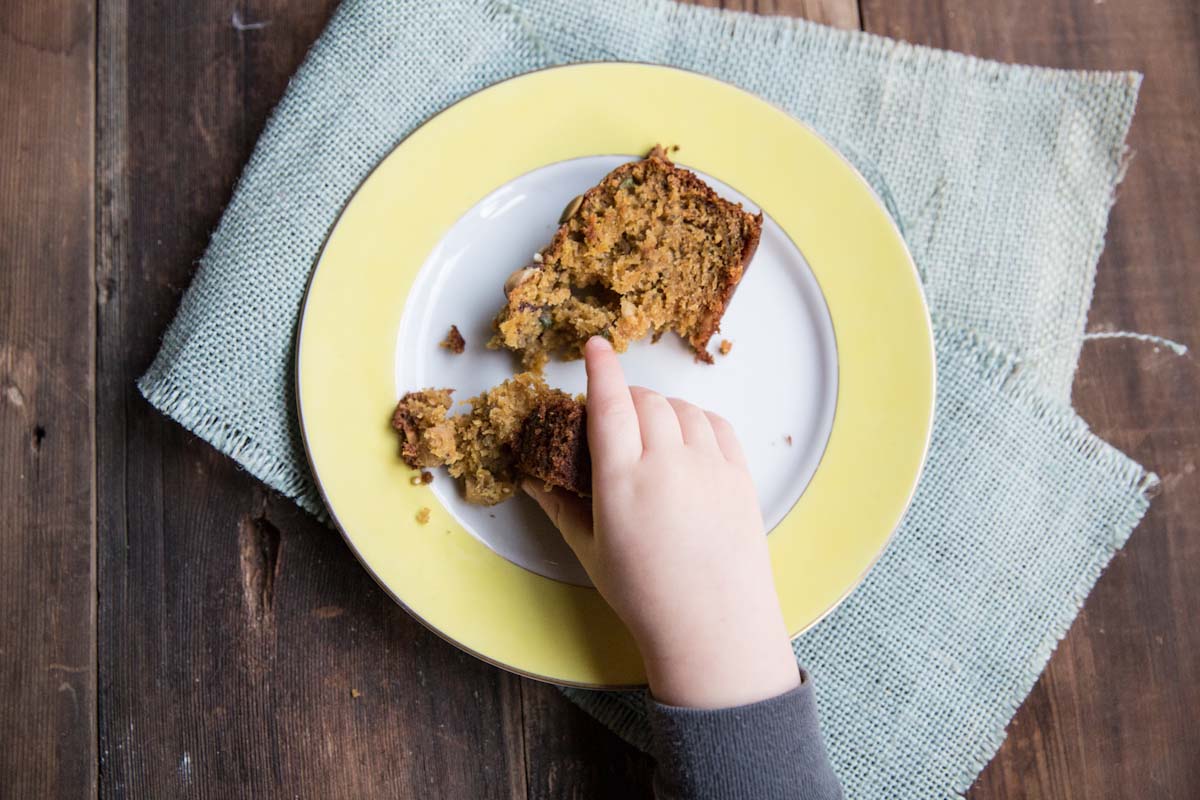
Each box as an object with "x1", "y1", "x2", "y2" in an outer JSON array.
[{"x1": 3, "y1": 1, "x2": 1197, "y2": 797}]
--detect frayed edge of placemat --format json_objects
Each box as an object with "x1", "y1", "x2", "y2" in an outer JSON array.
[
  {"x1": 561, "y1": 686, "x2": 654, "y2": 752},
  {"x1": 136, "y1": 372, "x2": 328, "y2": 521},
  {"x1": 938, "y1": 325, "x2": 1158, "y2": 502},
  {"x1": 934, "y1": 326, "x2": 1157, "y2": 796},
  {"x1": 510, "y1": 0, "x2": 1144, "y2": 88}
]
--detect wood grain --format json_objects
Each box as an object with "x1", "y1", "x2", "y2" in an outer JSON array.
[
  {"x1": 0, "y1": 1, "x2": 96, "y2": 797},
  {"x1": 858, "y1": 1, "x2": 1200, "y2": 797},
  {"x1": 0, "y1": 0, "x2": 1187, "y2": 796},
  {"x1": 95, "y1": 2, "x2": 525, "y2": 797},
  {"x1": 709, "y1": 0, "x2": 861, "y2": 29},
  {"x1": 521, "y1": 681, "x2": 656, "y2": 800}
]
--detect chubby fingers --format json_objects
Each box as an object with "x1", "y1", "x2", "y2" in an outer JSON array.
[
  {"x1": 522, "y1": 481, "x2": 594, "y2": 555},
  {"x1": 630, "y1": 387, "x2": 683, "y2": 451},
  {"x1": 585, "y1": 335, "x2": 687, "y2": 457},
  {"x1": 667, "y1": 397, "x2": 720, "y2": 451},
  {"x1": 584, "y1": 337, "x2": 642, "y2": 467},
  {"x1": 584, "y1": 336, "x2": 746, "y2": 464},
  {"x1": 705, "y1": 411, "x2": 747, "y2": 465}
]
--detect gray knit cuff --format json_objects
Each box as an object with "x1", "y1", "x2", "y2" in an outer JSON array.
[{"x1": 647, "y1": 670, "x2": 843, "y2": 800}]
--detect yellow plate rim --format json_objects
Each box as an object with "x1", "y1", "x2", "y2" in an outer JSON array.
[{"x1": 296, "y1": 62, "x2": 936, "y2": 689}]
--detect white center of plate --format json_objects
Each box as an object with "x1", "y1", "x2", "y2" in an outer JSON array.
[{"x1": 395, "y1": 156, "x2": 837, "y2": 587}]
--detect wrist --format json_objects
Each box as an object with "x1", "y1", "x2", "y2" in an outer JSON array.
[{"x1": 640, "y1": 622, "x2": 800, "y2": 709}]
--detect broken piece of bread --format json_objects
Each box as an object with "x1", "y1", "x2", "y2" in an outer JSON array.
[
  {"x1": 514, "y1": 393, "x2": 590, "y2": 497},
  {"x1": 490, "y1": 146, "x2": 761, "y2": 369},
  {"x1": 391, "y1": 374, "x2": 589, "y2": 505}
]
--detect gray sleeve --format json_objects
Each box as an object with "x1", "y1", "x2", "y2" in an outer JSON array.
[{"x1": 646, "y1": 669, "x2": 843, "y2": 800}]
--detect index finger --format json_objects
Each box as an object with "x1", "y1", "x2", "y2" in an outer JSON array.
[{"x1": 584, "y1": 336, "x2": 642, "y2": 467}]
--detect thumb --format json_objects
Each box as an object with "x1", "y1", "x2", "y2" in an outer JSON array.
[{"x1": 522, "y1": 480, "x2": 594, "y2": 554}]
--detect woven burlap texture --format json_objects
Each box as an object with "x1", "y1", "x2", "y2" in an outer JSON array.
[{"x1": 137, "y1": 1, "x2": 1154, "y2": 797}]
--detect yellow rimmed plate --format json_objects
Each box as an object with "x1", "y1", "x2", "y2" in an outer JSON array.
[{"x1": 297, "y1": 63, "x2": 934, "y2": 688}]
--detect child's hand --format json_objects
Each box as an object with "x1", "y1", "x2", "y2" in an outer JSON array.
[{"x1": 524, "y1": 336, "x2": 800, "y2": 708}]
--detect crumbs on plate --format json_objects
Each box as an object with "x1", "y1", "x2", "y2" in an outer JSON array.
[{"x1": 440, "y1": 324, "x2": 466, "y2": 354}]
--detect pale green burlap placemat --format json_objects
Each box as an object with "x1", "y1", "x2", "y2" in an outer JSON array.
[{"x1": 138, "y1": 1, "x2": 1155, "y2": 796}]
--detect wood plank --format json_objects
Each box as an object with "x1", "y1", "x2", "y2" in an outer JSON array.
[
  {"x1": 96, "y1": 2, "x2": 526, "y2": 797},
  {"x1": 712, "y1": 0, "x2": 861, "y2": 29},
  {"x1": 97, "y1": 2, "x2": 1200, "y2": 798},
  {"x1": 521, "y1": 681, "x2": 655, "y2": 800},
  {"x1": 0, "y1": 1, "x2": 97, "y2": 796},
  {"x1": 858, "y1": 1, "x2": 1200, "y2": 797}
]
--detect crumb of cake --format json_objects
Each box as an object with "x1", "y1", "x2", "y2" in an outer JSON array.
[
  {"x1": 408, "y1": 471, "x2": 435, "y2": 486},
  {"x1": 489, "y1": 145, "x2": 761, "y2": 369},
  {"x1": 416, "y1": 507, "x2": 431, "y2": 524},
  {"x1": 440, "y1": 325, "x2": 466, "y2": 354},
  {"x1": 350, "y1": 688, "x2": 362, "y2": 699},
  {"x1": 785, "y1": 435, "x2": 793, "y2": 446},
  {"x1": 719, "y1": 339, "x2": 733, "y2": 355}
]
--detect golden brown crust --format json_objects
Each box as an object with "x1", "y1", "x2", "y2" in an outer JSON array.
[{"x1": 692, "y1": 208, "x2": 762, "y2": 362}]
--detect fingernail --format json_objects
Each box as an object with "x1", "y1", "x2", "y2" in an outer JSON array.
[{"x1": 587, "y1": 335, "x2": 612, "y2": 352}]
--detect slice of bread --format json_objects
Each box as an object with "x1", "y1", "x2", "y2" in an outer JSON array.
[
  {"x1": 392, "y1": 374, "x2": 588, "y2": 505},
  {"x1": 490, "y1": 146, "x2": 762, "y2": 369}
]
